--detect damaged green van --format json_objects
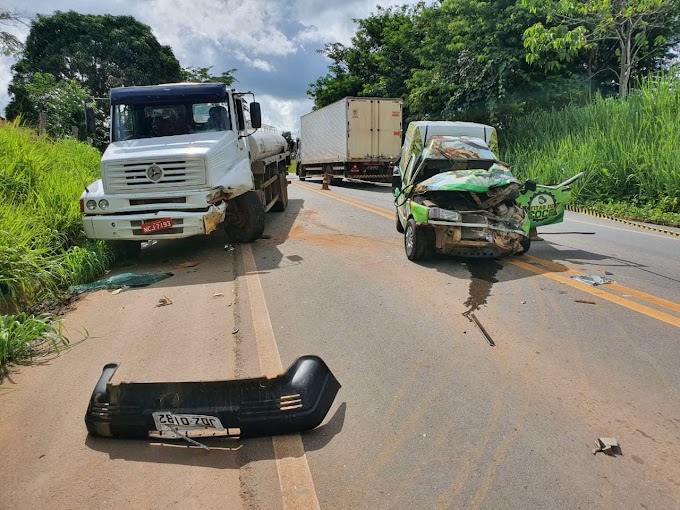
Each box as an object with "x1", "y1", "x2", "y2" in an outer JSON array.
[{"x1": 393, "y1": 121, "x2": 581, "y2": 261}]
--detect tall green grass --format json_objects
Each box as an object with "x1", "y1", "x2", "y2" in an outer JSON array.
[
  {"x1": 0, "y1": 121, "x2": 111, "y2": 366},
  {"x1": 502, "y1": 70, "x2": 680, "y2": 215}
]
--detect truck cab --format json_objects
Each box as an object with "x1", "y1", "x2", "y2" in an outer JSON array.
[{"x1": 81, "y1": 83, "x2": 289, "y2": 254}]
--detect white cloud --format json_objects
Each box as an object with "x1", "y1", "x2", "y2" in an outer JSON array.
[
  {"x1": 233, "y1": 51, "x2": 275, "y2": 73},
  {"x1": 258, "y1": 94, "x2": 312, "y2": 135}
]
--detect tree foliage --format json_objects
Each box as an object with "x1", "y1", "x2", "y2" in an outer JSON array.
[
  {"x1": 6, "y1": 10, "x2": 183, "y2": 125},
  {"x1": 308, "y1": 0, "x2": 679, "y2": 124},
  {"x1": 522, "y1": 0, "x2": 680, "y2": 97},
  {"x1": 0, "y1": 8, "x2": 26, "y2": 57},
  {"x1": 180, "y1": 65, "x2": 237, "y2": 86}
]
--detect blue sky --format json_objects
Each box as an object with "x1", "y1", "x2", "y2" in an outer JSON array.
[{"x1": 0, "y1": 0, "x2": 418, "y2": 134}]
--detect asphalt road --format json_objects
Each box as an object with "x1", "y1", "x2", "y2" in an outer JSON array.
[{"x1": 1, "y1": 177, "x2": 679, "y2": 509}]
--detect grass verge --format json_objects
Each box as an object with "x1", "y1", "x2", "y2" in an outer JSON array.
[{"x1": 0, "y1": 120, "x2": 111, "y2": 368}]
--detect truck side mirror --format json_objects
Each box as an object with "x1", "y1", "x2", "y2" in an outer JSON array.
[
  {"x1": 249, "y1": 102, "x2": 262, "y2": 129},
  {"x1": 85, "y1": 106, "x2": 96, "y2": 136}
]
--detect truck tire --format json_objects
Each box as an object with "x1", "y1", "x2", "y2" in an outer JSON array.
[
  {"x1": 404, "y1": 218, "x2": 433, "y2": 262},
  {"x1": 113, "y1": 240, "x2": 142, "y2": 260},
  {"x1": 224, "y1": 191, "x2": 265, "y2": 243},
  {"x1": 271, "y1": 173, "x2": 288, "y2": 212},
  {"x1": 298, "y1": 164, "x2": 306, "y2": 181}
]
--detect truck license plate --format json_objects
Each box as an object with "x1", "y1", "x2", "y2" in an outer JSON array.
[
  {"x1": 141, "y1": 218, "x2": 172, "y2": 234},
  {"x1": 152, "y1": 412, "x2": 225, "y2": 432}
]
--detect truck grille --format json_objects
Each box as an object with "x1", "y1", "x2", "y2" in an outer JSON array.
[{"x1": 105, "y1": 158, "x2": 206, "y2": 193}]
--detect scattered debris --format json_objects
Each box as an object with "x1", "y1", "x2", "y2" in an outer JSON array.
[
  {"x1": 575, "y1": 299, "x2": 597, "y2": 305},
  {"x1": 224, "y1": 244, "x2": 235, "y2": 251},
  {"x1": 593, "y1": 437, "x2": 621, "y2": 456},
  {"x1": 232, "y1": 327, "x2": 239, "y2": 334},
  {"x1": 111, "y1": 286, "x2": 129, "y2": 295},
  {"x1": 520, "y1": 300, "x2": 526, "y2": 304},
  {"x1": 156, "y1": 296, "x2": 173, "y2": 307},
  {"x1": 174, "y1": 261, "x2": 200, "y2": 269},
  {"x1": 463, "y1": 312, "x2": 495, "y2": 346},
  {"x1": 604, "y1": 271, "x2": 614, "y2": 276},
  {"x1": 213, "y1": 293, "x2": 224, "y2": 297},
  {"x1": 69, "y1": 272, "x2": 173, "y2": 294},
  {"x1": 570, "y1": 275, "x2": 612, "y2": 286},
  {"x1": 261, "y1": 234, "x2": 273, "y2": 239}
]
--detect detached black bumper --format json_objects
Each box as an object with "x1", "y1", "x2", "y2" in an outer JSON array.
[{"x1": 85, "y1": 356, "x2": 341, "y2": 439}]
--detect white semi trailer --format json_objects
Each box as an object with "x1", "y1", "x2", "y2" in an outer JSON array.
[
  {"x1": 81, "y1": 83, "x2": 289, "y2": 256},
  {"x1": 297, "y1": 97, "x2": 403, "y2": 182}
]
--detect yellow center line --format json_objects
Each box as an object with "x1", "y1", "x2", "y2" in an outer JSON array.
[
  {"x1": 522, "y1": 255, "x2": 680, "y2": 314},
  {"x1": 507, "y1": 259, "x2": 680, "y2": 329},
  {"x1": 292, "y1": 182, "x2": 680, "y2": 328},
  {"x1": 293, "y1": 181, "x2": 394, "y2": 220},
  {"x1": 242, "y1": 244, "x2": 321, "y2": 510}
]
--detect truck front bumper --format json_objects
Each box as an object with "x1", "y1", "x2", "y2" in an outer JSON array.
[
  {"x1": 85, "y1": 356, "x2": 341, "y2": 439},
  {"x1": 83, "y1": 202, "x2": 227, "y2": 241}
]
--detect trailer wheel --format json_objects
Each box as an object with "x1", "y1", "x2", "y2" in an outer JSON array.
[
  {"x1": 298, "y1": 164, "x2": 306, "y2": 181},
  {"x1": 224, "y1": 191, "x2": 265, "y2": 243},
  {"x1": 271, "y1": 173, "x2": 288, "y2": 212},
  {"x1": 404, "y1": 219, "x2": 432, "y2": 262}
]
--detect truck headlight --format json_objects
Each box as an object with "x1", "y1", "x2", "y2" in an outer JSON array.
[
  {"x1": 98, "y1": 199, "x2": 109, "y2": 210},
  {"x1": 428, "y1": 207, "x2": 461, "y2": 222},
  {"x1": 86, "y1": 200, "x2": 97, "y2": 210}
]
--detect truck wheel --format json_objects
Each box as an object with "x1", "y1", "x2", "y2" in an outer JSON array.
[
  {"x1": 396, "y1": 212, "x2": 405, "y2": 233},
  {"x1": 224, "y1": 191, "x2": 265, "y2": 243},
  {"x1": 404, "y1": 218, "x2": 432, "y2": 262},
  {"x1": 298, "y1": 165, "x2": 306, "y2": 181},
  {"x1": 271, "y1": 173, "x2": 288, "y2": 212},
  {"x1": 113, "y1": 240, "x2": 141, "y2": 260}
]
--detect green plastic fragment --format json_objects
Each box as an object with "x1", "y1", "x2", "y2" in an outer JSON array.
[{"x1": 69, "y1": 272, "x2": 173, "y2": 294}]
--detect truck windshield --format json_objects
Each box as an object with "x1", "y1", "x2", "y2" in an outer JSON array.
[{"x1": 112, "y1": 102, "x2": 232, "y2": 141}]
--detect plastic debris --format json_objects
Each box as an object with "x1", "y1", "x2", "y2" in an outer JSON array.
[
  {"x1": 593, "y1": 437, "x2": 621, "y2": 456},
  {"x1": 111, "y1": 286, "x2": 129, "y2": 295},
  {"x1": 232, "y1": 327, "x2": 239, "y2": 334},
  {"x1": 69, "y1": 272, "x2": 173, "y2": 294},
  {"x1": 575, "y1": 299, "x2": 597, "y2": 305},
  {"x1": 604, "y1": 271, "x2": 614, "y2": 276},
  {"x1": 570, "y1": 275, "x2": 612, "y2": 286},
  {"x1": 174, "y1": 261, "x2": 200, "y2": 269},
  {"x1": 156, "y1": 296, "x2": 173, "y2": 307},
  {"x1": 224, "y1": 244, "x2": 235, "y2": 252},
  {"x1": 213, "y1": 293, "x2": 224, "y2": 297}
]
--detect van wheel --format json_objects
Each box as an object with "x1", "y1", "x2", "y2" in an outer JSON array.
[
  {"x1": 518, "y1": 236, "x2": 531, "y2": 255},
  {"x1": 404, "y1": 219, "x2": 432, "y2": 261},
  {"x1": 224, "y1": 191, "x2": 265, "y2": 242},
  {"x1": 396, "y1": 212, "x2": 404, "y2": 233},
  {"x1": 271, "y1": 173, "x2": 288, "y2": 212}
]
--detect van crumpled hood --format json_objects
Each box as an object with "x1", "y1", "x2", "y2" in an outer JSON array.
[
  {"x1": 103, "y1": 132, "x2": 230, "y2": 163},
  {"x1": 415, "y1": 164, "x2": 519, "y2": 193}
]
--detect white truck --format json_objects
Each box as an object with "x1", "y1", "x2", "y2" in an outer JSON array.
[
  {"x1": 297, "y1": 97, "x2": 403, "y2": 182},
  {"x1": 81, "y1": 83, "x2": 289, "y2": 256}
]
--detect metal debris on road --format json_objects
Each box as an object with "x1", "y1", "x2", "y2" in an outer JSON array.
[
  {"x1": 593, "y1": 437, "x2": 621, "y2": 455},
  {"x1": 69, "y1": 272, "x2": 173, "y2": 294},
  {"x1": 232, "y1": 327, "x2": 239, "y2": 334},
  {"x1": 575, "y1": 299, "x2": 597, "y2": 305},
  {"x1": 570, "y1": 275, "x2": 612, "y2": 286},
  {"x1": 174, "y1": 261, "x2": 200, "y2": 269},
  {"x1": 463, "y1": 312, "x2": 495, "y2": 346},
  {"x1": 156, "y1": 296, "x2": 173, "y2": 307}
]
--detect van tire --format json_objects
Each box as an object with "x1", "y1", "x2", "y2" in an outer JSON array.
[{"x1": 404, "y1": 218, "x2": 432, "y2": 262}]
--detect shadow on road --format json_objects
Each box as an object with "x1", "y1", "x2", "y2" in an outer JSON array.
[
  {"x1": 84, "y1": 401, "x2": 346, "y2": 468},
  {"x1": 101, "y1": 198, "x2": 305, "y2": 291}
]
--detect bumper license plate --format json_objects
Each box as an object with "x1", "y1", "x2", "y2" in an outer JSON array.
[
  {"x1": 141, "y1": 218, "x2": 173, "y2": 234},
  {"x1": 152, "y1": 412, "x2": 225, "y2": 432}
]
